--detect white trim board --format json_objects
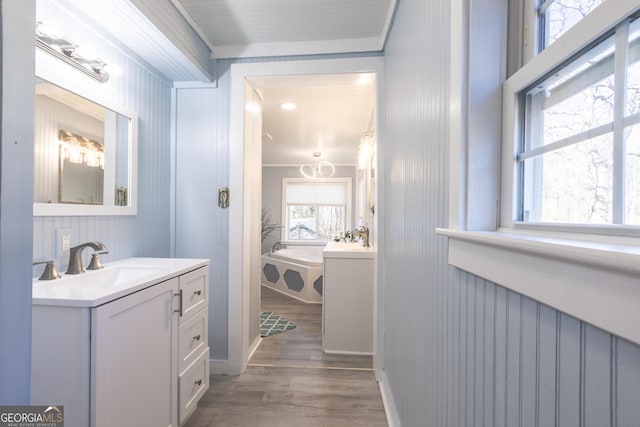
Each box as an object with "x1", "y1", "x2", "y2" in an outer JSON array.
[
  {"x1": 228, "y1": 57, "x2": 385, "y2": 376},
  {"x1": 437, "y1": 228, "x2": 640, "y2": 346}
]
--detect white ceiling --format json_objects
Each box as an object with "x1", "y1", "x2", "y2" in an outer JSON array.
[
  {"x1": 249, "y1": 73, "x2": 376, "y2": 166},
  {"x1": 171, "y1": 0, "x2": 387, "y2": 166},
  {"x1": 175, "y1": 0, "x2": 396, "y2": 58},
  {"x1": 52, "y1": 1, "x2": 384, "y2": 166}
]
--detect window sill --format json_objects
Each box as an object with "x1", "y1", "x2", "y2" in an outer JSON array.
[{"x1": 435, "y1": 228, "x2": 640, "y2": 345}]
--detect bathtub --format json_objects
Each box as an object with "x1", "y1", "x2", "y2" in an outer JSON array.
[{"x1": 261, "y1": 245, "x2": 324, "y2": 303}]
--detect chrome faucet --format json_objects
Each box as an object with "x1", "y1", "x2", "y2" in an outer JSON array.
[
  {"x1": 355, "y1": 227, "x2": 370, "y2": 247},
  {"x1": 271, "y1": 241, "x2": 283, "y2": 253},
  {"x1": 66, "y1": 241, "x2": 108, "y2": 274}
]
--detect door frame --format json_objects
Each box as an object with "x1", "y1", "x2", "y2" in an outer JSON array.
[{"x1": 228, "y1": 56, "x2": 385, "y2": 375}]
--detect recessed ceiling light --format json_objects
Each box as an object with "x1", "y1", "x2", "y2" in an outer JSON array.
[{"x1": 280, "y1": 102, "x2": 297, "y2": 111}]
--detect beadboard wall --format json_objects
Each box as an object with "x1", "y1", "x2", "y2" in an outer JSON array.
[
  {"x1": 382, "y1": 0, "x2": 640, "y2": 425},
  {"x1": 33, "y1": 3, "x2": 172, "y2": 272}
]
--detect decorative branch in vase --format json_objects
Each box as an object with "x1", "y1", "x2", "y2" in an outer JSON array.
[{"x1": 261, "y1": 208, "x2": 282, "y2": 242}]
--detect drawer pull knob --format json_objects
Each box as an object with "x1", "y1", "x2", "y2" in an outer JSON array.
[
  {"x1": 194, "y1": 290, "x2": 202, "y2": 296},
  {"x1": 193, "y1": 334, "x2": 201, "y2": 341},
  {"x1": 195, "y1": 379, "x2": 202, "y2": 386}
]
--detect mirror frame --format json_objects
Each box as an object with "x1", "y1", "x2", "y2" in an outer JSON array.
[{"x1": 33, "y1": 49, "x2": 138, "y2": 216}]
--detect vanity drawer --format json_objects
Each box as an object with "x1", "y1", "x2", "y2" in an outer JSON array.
[
  {"x1": 178, "y1": 307, "x2": 208, "y2": 372},
  {"x1": 179, "y1": 348, "x2": 209, "y2": 425},
  {"x1": 179, "y1": 267, "x2": 208, "y2": 324}
]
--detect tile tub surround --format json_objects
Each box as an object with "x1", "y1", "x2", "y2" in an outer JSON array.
[{"x1": 261, "y1": 246, "x2": 324, "y2": 304}]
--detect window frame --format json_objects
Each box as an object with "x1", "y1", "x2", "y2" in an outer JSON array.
[
  {"x1": 281, "y1": 177, "x2": 352, "y2": 242},
  {"x1": 501, "y1": 0, "x2": 640, "y2": 234}
]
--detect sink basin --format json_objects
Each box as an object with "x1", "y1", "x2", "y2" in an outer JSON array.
[
  {"x1": 40, "y1": 265, "x2": 166, "y2": 289},
  {"x1": 325, "y1": 241, "x2": 368, "y2": 250},
  {"x1": 32, "y1": 257, "x2": 209, "y2": 307}
]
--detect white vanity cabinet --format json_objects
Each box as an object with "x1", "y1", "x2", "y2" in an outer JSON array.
[
  {"x1": 322, "y1": 243, "x2": 376, "y2": 354},
  {"x1": 31, "y1": 258, "x2": 209, "y2": 427},
  {"x1": 176, "y1": 267, "x2": 210, "y2": 425}
]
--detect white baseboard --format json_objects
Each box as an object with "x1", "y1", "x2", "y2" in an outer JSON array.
[
  {"x1": 377, "y1": 369, "x2": 401, "y2": 427},
  {"x1": 209, "y1": 359, "x2": 229, "y2": 375},
  {"x1": 323, "y1": 349, "x2": 374, "y2": 356},
  {"x1": 248, "y1": 336, "x2": 263, "y2": 361}
]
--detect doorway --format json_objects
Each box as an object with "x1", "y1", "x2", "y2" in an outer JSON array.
[{"x1": 227, "y1": 57, "x2": 385, "y2": 375}]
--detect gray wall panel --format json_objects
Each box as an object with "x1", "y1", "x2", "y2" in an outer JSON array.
[
  {"x1": 0, "y1": 0, "x2": 36, "y2": 403},
  {"x1": 174, "y1": 87, "x2": 229, "y2": 360},
  {"x1": 617, "y1": 339, "x2": 640, "y2": 427},
  {"x1": 558, "y1": 314, "x2": 581, "y2": 427},
  {"x1": 584, "y1": 326, "x2": 611, "y2": 427}
]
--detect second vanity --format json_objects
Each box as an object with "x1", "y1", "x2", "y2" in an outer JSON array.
[
  {"x1": 322, "y1": 242, "x2": 376, "y2": 355},
  {"x1": 31, "y1": 257, "x2": 210, "y2": 427}
]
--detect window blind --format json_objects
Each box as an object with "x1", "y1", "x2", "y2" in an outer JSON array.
[{"x1": 286, "y1": 182, "x2": 347, "y2": 205}]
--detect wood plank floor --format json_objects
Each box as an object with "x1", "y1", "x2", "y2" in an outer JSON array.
[{"x1": 183, "y1": 286, "x2": 387, "y2": 426}]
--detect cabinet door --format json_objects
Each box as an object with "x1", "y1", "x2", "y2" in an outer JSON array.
[{"x1": 92, "y1": 278, "x2": 179, "y2": 427}]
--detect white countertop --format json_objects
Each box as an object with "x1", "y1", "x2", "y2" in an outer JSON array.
[
  {"x1": 32, "y1": 257, "x2": 209, "y2": 308},
  {"x1": 323, "y1": 241, "x2": 376, "y2": 259}
]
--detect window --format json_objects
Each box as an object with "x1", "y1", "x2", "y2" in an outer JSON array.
[
  {"x1": 516, "y1": 2, "x2": 640, "y2": 226},
  {"x1": 537, "y1": 0, "x2": 606, "y2": 51},
  {"x1": 282, "y1": 178, "x2": 352, "y2": 241}
]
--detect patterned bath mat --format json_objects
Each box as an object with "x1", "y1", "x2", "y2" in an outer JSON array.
[{"x1": 260, "y1": 311, "x2": 297, "y2": 337}]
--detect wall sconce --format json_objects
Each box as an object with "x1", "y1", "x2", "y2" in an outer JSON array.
[
  {"x1": 358, "y1": 132, "x2": 375, "y2": 170},
  {"x1": 36, "y1": 21, "x2": 116, "y2": 83}
]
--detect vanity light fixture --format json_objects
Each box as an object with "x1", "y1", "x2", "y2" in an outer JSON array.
[
  {"x1": 36, "y1": 21, "x2": 115, "y2": 83},
  {"x1": 59, "y1": 130, "x2": 104, "y2": 169}
]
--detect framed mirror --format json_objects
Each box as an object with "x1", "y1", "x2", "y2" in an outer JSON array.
[{"x1": 33, "y1": 72, "x2": 137, "y2": 216}]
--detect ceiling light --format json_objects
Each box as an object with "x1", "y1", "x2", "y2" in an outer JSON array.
[
  {"x1": 357, "y1": 74, "x2": 374, "y2": 85},
  {"x1": 280, "y1": 102, "x2": 297, "y2": 111},
  {"x1": 300, "y1": 160, "x2": 335, "y2": 179}
]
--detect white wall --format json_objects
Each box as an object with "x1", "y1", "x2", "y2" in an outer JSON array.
[{"x1": 381, "y1": 0, "x2": 640, "y2": 425}]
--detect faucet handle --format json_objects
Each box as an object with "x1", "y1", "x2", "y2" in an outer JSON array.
[
  {"x1": 33, "y1": 260, "x2": 61, "y2": 281},
  {"x1": 87, "y1": 251, "x2": 108, "y2": 271}
]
